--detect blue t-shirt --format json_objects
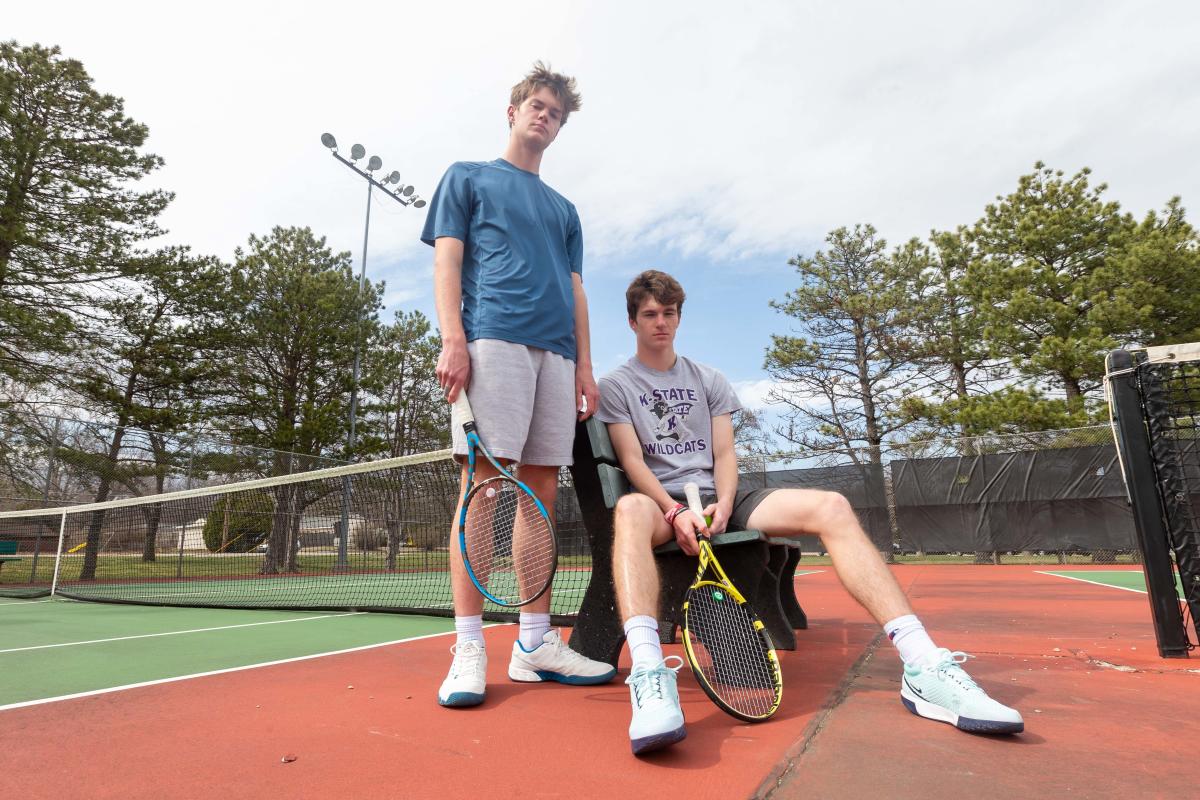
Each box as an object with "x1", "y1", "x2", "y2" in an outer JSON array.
[{"x1": 420, "y1": 159, "x2": 583, "y2": 362}]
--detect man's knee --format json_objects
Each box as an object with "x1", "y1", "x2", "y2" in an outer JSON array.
[
  {"x1": 613, "y1": 494, "x2": 658, "y2": 543},
  {"x1": 811, "y1": 491, "x2": 859, "y2": 534}
]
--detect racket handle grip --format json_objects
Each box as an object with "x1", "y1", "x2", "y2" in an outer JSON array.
[
  {"x1": 683, "y1": 482, "x2": 704, "y2": 517},
  {"x1": 451, "y1": 389, "x2": 475, "y2": 425}
]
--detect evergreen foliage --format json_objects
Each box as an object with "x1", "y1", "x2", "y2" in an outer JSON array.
[{"x1": 202, "y1": 492, "x2": 273, "y2": 553}]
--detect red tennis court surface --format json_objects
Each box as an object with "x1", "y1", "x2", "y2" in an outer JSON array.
[{"x1": 4, "y1": 566, "x2": 1198, "y2": 799}]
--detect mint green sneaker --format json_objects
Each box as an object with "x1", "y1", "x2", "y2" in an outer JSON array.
[
  {"x1": 626, "y1": 657, "x2": 687, "y2": 755},
  {"x1": 900, "y1": 649, "x2": 1024, "y2": 734}
]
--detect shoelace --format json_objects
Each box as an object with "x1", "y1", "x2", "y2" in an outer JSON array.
[
  {"x1": 450, "y1": 643, "x2": 484, "y2": 678},
  {"x1": 626, "y1": 656, "x2": 683, "y2": 707},
  {"x1": 933, "y1": 651, "x2": 980, "y2": 692},
  {"x1": 541, "y1": 632, "x2": 590, "y2": 666}
]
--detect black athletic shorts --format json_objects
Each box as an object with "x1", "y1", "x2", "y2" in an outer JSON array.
[{"x1": 667, "y1": 488, "x2": 776, "y2": 531}]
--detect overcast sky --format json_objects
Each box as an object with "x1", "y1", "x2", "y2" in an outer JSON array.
[{"x1": 9, "y1": 0, "x2": 1200, "y2": 414}]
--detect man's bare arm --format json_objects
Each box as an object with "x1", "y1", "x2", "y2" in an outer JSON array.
[
  {"x1": 572, "y1": 272, "x2": 598, "y2": 420},
  {"x1": 608, "y1": 422, "x2": 676, "y2": 512},
  {"x1": 432, "y1": 237, "x2": 469, "y2": 402},
  {"x1": 708, "y1": 413, "x2": 738, "y2": 534}
]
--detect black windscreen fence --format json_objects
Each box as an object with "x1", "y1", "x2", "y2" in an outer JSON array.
[
  {"x1": 743, "y1": 434, "x2": 1146, "y2": 560},
  {"x1": 890, "y1": 445, "x2": 1135, "y2": 555}
]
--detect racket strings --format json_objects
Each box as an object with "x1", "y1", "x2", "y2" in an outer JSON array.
[
  {"x1": 685, "y1": 585, "x2": 778, "y2": 718},
  {"x1": 463, "y1": 480, "x2": 556, "y2": 604}
]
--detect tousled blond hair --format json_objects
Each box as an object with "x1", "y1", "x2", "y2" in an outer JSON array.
[{"x1": 510, "y1": 61, "x2": 581, "y2": 126}]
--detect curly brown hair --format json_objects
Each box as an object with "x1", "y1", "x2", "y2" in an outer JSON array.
[
  {"x1": 510, "y1": 61, "x2": 582, "y2": 127},
  {"x1": 626, "y1": 270, "x2": 686, "y2": 320}
]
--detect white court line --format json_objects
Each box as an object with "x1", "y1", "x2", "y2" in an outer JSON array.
[
  {"x1": 1035, "y1": 570, "x2": 1147, "y2": 594},
  {"x1": 794, "y1": 570, "x2": 824, "y2": 578},
  {"x1": 0, "y1": 598, "x2": 55, "y2": 608},
  {"x1": 0, "y1": 611, "x2": 363, "y2": 654},
  {"x1": 0, "y1": 627, "x2": 458, "y2": 712},
  {"x1": 1036, "y1": 569, "x2": 1188, "y2": 608}
]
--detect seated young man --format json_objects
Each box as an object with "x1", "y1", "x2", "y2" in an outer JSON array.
[{"x1": 595, "y1": 269, "x2": 1023, "y2": 756}]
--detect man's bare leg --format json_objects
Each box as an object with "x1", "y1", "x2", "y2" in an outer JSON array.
[
  {"x1": 506, "y1": 464, "x2": 615, "y2": 685},
  {"x1": 439, "y1": 459, "x2": 504, "y2": 707},
  {"x1": 745, "y1": 489, "x2": 912, "y2": 624},
  {"x1": 745, "y1": 488, "x2": 1024, "y2": 733},
  {"x1": 512, "y1": 464, "x2": 557, "y2": 649},
  {"x1": 612, "y1": 493, "x2": 674, "y2": 621},
  {"x1": 612, "y1": 492, "x2": 687, "y2": 754}
]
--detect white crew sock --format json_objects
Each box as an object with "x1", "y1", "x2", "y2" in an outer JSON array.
[
  {"x1": 455, "y1": 615, "x2": 484, "y2": 647},
  {"x1": 883, "y1": 614, "x2": 939, "y2": 666},
  {"x1": 518, "y1": 612, "x2": 551, "y2": 651},
  {"x1": 624, "y1": 615, "x2": 664, "y2": 668}
]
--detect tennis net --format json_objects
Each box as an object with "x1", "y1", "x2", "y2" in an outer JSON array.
[
  {"x1": 0, "y1": 449, "x2": 592, "y2": 622},
  {"x1": 1107, "y1": 341, "x2": 1200, "y2": 657}
]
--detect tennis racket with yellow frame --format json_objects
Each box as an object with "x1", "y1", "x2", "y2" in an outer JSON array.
[{"x1": 681, "y1": 482, "x2": 783, "y2": 722}]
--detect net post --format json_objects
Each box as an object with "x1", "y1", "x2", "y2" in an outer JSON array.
[
  {"x1": 1107, "y1": 349, "x2": 1190, "y2": 657},
  {"x1": 50, "y1": 511, "x2": 68, "y2": 598}
]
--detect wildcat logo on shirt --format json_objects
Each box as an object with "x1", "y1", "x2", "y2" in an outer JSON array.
[{"x1": 639, "y1": 388, "x2": 707, "y2": 454}]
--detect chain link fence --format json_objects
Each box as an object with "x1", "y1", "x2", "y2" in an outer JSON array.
[{"x1": 3, "y1": 414, "x2": 1137, "y2": 569}]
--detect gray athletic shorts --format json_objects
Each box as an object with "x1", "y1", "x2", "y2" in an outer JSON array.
[{"x1": 450, "y1": 338, "x2": 576, "y2": 466}]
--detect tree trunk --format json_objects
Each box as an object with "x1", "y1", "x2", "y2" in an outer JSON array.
[
  {"x1": 140, "y1": 472, "x2": 167, "y2": 561},
  {"x1": 141, "y1": 503, "x2": 162, "y2": 562},
  {"x1": 79, "y1": 426, "x2": 127, "y2": 580},
  {"x1": 261, "y1": 484, "x2": 297, "y2": 574}
]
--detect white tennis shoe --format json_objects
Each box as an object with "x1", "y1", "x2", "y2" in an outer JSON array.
[
  {"x1": 626, "y1": 657, "x2": 687, "y2": 755},
  {"x1": 900, "y1": 649, "x2": 1024, "y2": 734},
  {"x1": 438, "y1": 640, "x2": 487, "y2": 707},
  {"x1": 508, "y1": 629, "x2": 617, "y2": 684}
]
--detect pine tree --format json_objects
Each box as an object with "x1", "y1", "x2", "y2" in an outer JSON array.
[
  {"x1": 69, "y1": 248, "x2": 224, "y2": 578},
  {"x1": 0, "y1": 42, "x2": 170, "y2": 384},
  {"x1": 764, "y1": 224, "x2": 919, "y2": 465},
  {"x1": 968, "y1": 163, "x2": 1140, "y2": 416},
  {"x1": 210, "y1": 226, "x2": 381, "y2": 573}
]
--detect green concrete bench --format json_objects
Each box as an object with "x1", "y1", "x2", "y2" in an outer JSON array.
[{"x1": 566, "y1": 418, "x2": 806, "y2": 666}]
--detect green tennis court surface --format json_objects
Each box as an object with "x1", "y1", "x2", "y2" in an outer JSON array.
[
  {"x1": 0, "y1": 599, "x2": 458, "y2": 707},
  {"x1": 1040, "y1": 569, "x2": 1185, "y2": 598}
]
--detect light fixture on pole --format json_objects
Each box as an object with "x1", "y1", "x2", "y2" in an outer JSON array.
[{"x1": 321, "y1": 131, "x2": 427, "y2": 569}]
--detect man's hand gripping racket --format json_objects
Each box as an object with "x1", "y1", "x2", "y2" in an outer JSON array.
[
  {"x1": 453, "y1": 390, "x2": 557, "y2": 607},
  {"x1": 681, "y1": 482, "x2": 783, "y2": 722}
]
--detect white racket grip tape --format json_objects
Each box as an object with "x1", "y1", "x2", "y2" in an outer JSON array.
[
  {"x1": 451, "y1": 390, "x2": 475, "y2": 425},
  {"x1": 684, "y1": 482, "x2": 704, "y2": 517}
]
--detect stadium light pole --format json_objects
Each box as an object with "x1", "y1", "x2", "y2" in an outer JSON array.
[{"x1": 321, "y1": 132, "x2": 427, "y2": 570}]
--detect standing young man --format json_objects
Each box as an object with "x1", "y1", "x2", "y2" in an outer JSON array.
[
  {"x1": 596, "y1": 270, "x2": 1023, "y2": 755},
  {"x1": 423, "y1": 62, "x2": 614, "y2": 707}
]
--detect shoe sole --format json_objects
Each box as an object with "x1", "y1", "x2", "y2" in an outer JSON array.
[
  {"x1": 438, "y1": 691, "x2": 485, "y2": 708},
  {"x1": 631, "y1": 725, "x2": 687, "y2": 755},
  {"x1": 900, "y1": 687, "x2": 1024, "y2": 734},
  {"x1": 509, "y1": 665, "x2": 617, "y2": 684}
]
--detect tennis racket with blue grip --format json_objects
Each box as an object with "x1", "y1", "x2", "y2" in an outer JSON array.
[{"x1": 453, "y1": 390, "x2": 557, "y2": 607}]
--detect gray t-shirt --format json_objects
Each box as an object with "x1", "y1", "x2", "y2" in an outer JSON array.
[{"x1": 596, "y1": 355, "x2": 741, "y2": 493}]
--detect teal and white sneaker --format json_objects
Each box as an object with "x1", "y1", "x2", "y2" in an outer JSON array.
[
  {"x1": 626, "y1": 657, "x2": 687, "y2": 755},
  {"x1": 900, "y1": 649, "x2": 1024, "y2": 734},
  {"x1": 438, "y1": 641, "x2": 487, "y2": 707},
  {"x1": 508, "y1": 629, "x2": 617, "y2": 685}
]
